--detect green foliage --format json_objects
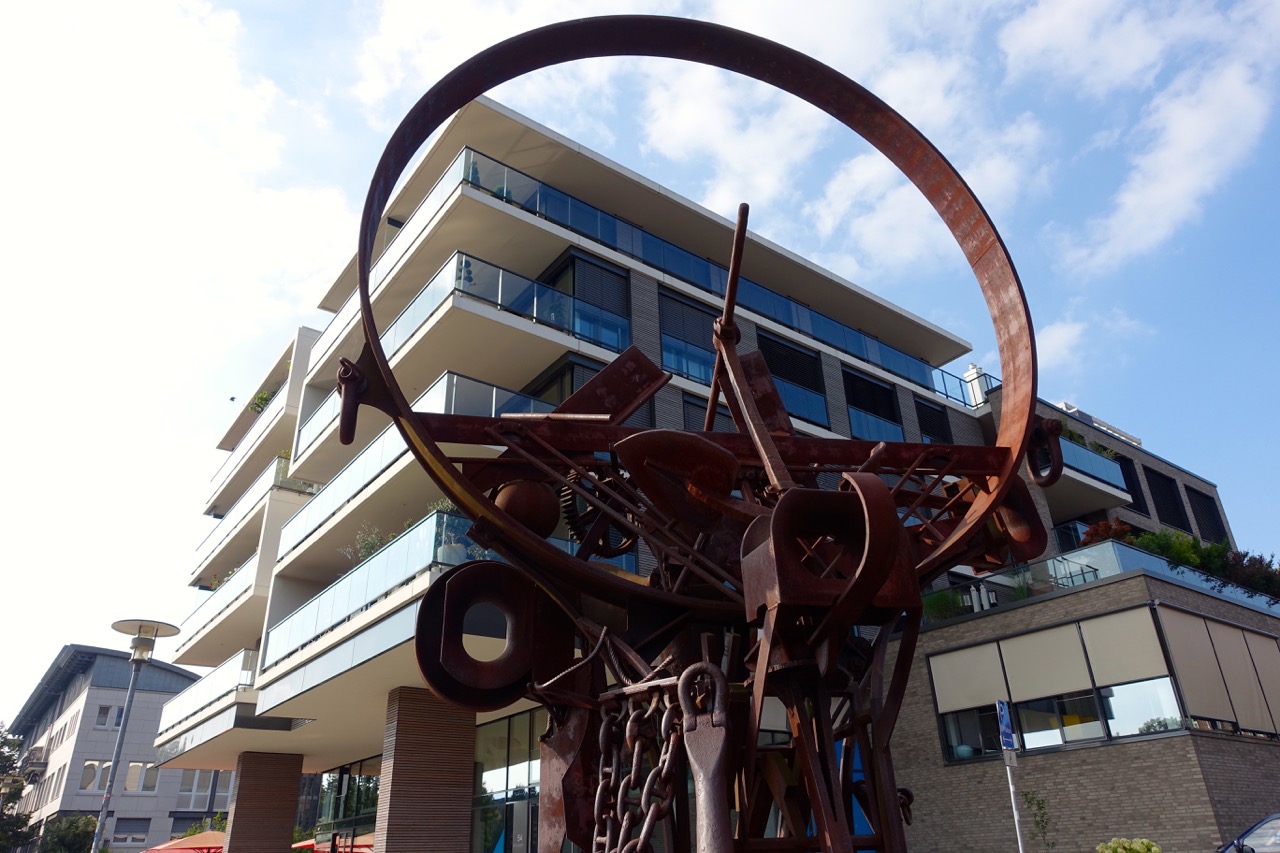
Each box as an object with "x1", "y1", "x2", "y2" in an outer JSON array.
[
  {"x1": 1021, "y1": 789, "x2": 1056, "y2": 850},
  {"x1": 340, "y1": 521, "x2": 394, "y2": 563},
  {"x1": 1088, "y1": 440, "x2": 1118, "y2": 459},
  {"x1": 247, "y1": 388, "x2": 277, "y2": 414},
  {"x1": 1095, "y1": 838, "x2": 1161, "y2": 853},
  {"x1": 922, "y1": 589, "x2": 964, "y2": 621},
  {"x1": 293, "y1": 824, "x2": 316, "y2": 844},
  {"x1": 1131, "y1": 530, "x2": 1202, "y2": 568},
  {"x1": 38, "y1": 815, "x2": 96, "y2": 853},
  {"x1": 181, "y1": 813, "x2": 226, "y2": 836},
  {"x1": 1137, "y1": 716, "x2": 1178, "y2": 734},
  {"x1": 0, "y1": 721, "x2": 37, "y2": 850}
]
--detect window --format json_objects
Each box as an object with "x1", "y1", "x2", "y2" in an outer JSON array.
[
  {"x1": 843, "y1": 371, "x2": 904, "y2": 442},
  {"x1": 79, "y1": 760, "x2": 110, "y2": 791},
  {"x1": 1114, "y1": 455, "x2": 1148, "y2": 515},
  {"x1": 94, "y1": 705, "x2": 123, "y2": 729},
  {"x1": 112, "y1": 817, "x2": 150, "y2": 845},
  {"x1": 1186, "y1": 486, "x2": 1228, "y2": 544},
  {"x1": 940, "y1": 705, "x2": 1001, "y2": 761},
  {"x1": 1099, "y1": 677, "x2": 1181, "y2": 737},
  {"x1": 914, "y1": 398, "x2": 952, "y2": 444},
  {"x1": 541, "y1": 250, "x2": 631, "y2": 351},
  {"x1": 1143, "y1": 466, "x2": 1190, "y2": 531},
  {"x1": 756, "y1": 333, "x2": 829, "y2": 427},
  {"x1": 659, "y1": 292, "x2": 716, "y2": 383},
  {"x1": 1015, "y1": 691, "x2": 1105, "y2": 749},
  {"x1": 683, "y1": 395, "x2": 735, "y2": 432},
  {"x1": 123, "y1": 762, "x2": 159, "y2": 793}
]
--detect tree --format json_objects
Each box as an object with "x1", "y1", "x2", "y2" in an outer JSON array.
[
  {"x1": 0, "y1": 720, "x2": 38, "y2": 850},
  {"x1": 181, "y1": 813, "x2": 226, "y2": 836},
  {"x1": 37, "y1": 815, "x2": 96, "y2": 853}
]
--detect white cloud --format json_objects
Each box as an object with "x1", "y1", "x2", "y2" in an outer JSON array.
[
  {"x1": 1063, "y1": 59, "x2": 1272, "y2": 274},
  {"x1": 1036, "y1": 319, "x2": 1086, "y2": 371},
  {"x1": 0, "y1": 0, "x2": 355, "y2": 710},
  {"x1": 999, "y1": 0, "x2": 1184, "y2": 96}
]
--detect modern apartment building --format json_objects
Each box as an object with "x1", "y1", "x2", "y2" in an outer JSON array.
[
  {"x1": 8, "y1": 645, "x2": 234, "y2": 852},
  {"x1": 154, "y1": 96, "x2": 1274, "y2": 852}
]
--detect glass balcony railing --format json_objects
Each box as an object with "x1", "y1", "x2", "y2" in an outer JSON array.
[
  {"x1": 264, "y1": 510, "x2": 637, "y2": 671},
  {"x1": 848, "y1": 406, "x2": 906, "y2": 443},
  {"x1": 308, "y1": 150, "x2": 472, "y2": 373},
  {"x1": 158, "y1": 649, "x2": 257, "y2": 735},
  {"x1": 661, "y1": 336, "x2": 716, "y2": 385},
  {"x1": 922, "y1": 540, "x2": 1280, "y2": 626},
  {"x1": 1059, "y1": 441, "x2": 1126, "y2": 490},
  {"x1": 279, "y1": 374, "x2": 554, "y2": 560},
  {"x1": 461, "y1": 148, "x2": 978, "y2": 406},
  {"x1": 775, "y1": 378, "x2": 829, "y2": 427},
  {"x1": 195, "y1": 456, "x2": 319, "y2": 571},
  {"x1": 208, "y1": 387, "x2": 286, "y2": 505},
  {"x1": 180, "y1": 555, "x2": 256, "y2": 640},
  {"x1": 296, "y1": 253, "x2": 631, "y2": 457}
]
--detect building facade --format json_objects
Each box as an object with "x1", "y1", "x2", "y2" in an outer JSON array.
[
  {"x1": 8, "y1": 646, "x2": 234, "y2": 851},
  {"x1": 154, "y1": 97, "x2": 1271, "y2": 852}
]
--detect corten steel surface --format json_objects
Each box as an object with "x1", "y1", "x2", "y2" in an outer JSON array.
[{"x1": 335, "y1": 15, "x2": 1062, "y2": 853}]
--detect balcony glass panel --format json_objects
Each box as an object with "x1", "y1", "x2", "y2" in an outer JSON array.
[
  {"x1": 1059, "y1": 441, "x2": 1126, "y2": 490},
  {"x1": 158, "y1": 649, "x2": 256, "y2": 734},
  {"x1": 265, "y1": 510, "x2": 637, "y2": 671},
  {"x1": 208, "y1": 388, "x2": 286, "y2": 504},
  {"x1": 924, "y1": 540, "x2": 1280, "y2": 627},
  {"x1": 661, "y1": 335, "x2": 716, "y2": 384},
  {"x1": 308, "y1": 150, "x2": 470, "y2": 373},
  {"x1": 774, "y1": 378, "x2": 829, "y2": 427},
  {"x1": 459, "y1": 150, "x2": 975, "y2": 405},
  {"x1": 196, "y1": 457, "x2": 317, "y2": 570},
  {"x1": 847, "y1": 407, "x2": 906, "y2": 443},
  {"x1": 180, "y1": 555, "x2": 256, "y2": 639},
  {"x1": 297, "y1": 389, "x2": 343, "y2": 456},
  {"x1": 277, "y1": 375, "x2": 553, "y2": 560}
]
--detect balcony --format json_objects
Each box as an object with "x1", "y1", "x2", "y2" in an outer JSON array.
[
  {"x1": 18, "y1": 746, "x2": 47, "y2": 783},
  {"x1": 181, "y1": 555, "x2": 255, "y2": 638},
  {"x1": 279, "y1": 374, "x2": 553, "y2": 561},
  {"x1": 264, "y1": 509, "x2": 637, "y2": 673},
  {"x1": 848, "y1": 406, "x2": 906, "y2": 443},
  {"x1": 206, "y1": 387, "x2": 292, "y2": 515},
  {"x1": 194, "y1": 456, "x2": 319, "y2": 575},
  {"x1": 461, "y1": 148, "x2": 977, "y2": 406},
  {"x1": 157, "y1": 649, "x2": 257, "y2": 737},
  {"x1": 297, "y1": 253, "x2": 630, "y2": 458},
  {"x1": 1060, "y1": 440, "x2": 1125, "y2": 489},
  {"x1": 922, "y1": 540, "x2": 1280, "y2": 626}
]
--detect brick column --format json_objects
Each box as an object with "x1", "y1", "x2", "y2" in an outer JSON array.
[
  {"x1": 376, "y1": 687, "x2": 476, "y2": 853},
  {"x1": 225, "y1": 751, "x2": 303, "y2": 853}
]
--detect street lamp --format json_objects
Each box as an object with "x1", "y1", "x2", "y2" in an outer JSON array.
[{"x1": 89, "y1": 619, "x2": 179, "y2": 853}]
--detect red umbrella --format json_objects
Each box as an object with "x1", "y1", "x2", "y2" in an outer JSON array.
[{"x1": 144, "y1": 830, "x2": 225, "y2": 853}]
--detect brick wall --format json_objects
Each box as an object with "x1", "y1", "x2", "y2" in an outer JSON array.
[{"x1": 1193, "y1": 732, "x2": 1280, "y2": 845}]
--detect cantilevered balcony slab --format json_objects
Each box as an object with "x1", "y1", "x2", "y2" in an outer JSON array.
[{"x1": 1042, "y1": 441, "x2": 1131, "y2": 525}]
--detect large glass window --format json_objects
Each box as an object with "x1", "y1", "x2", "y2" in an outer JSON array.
[
  {"x1": 756, "y1": 333, "x2": 829, "y2": 427},
  {"x1": 1016, "y1": 691, "x2": 1105, "y2": 749},
  {"x1": 659, "y1": 292, "x2": 716, "y2": 383},
  {"x1": 317, "y1": 757, "x2": 380, "y2": 842},
  {"x1": 844, "y1": 371, "x2": 904, "y2": 442},
  {"x1": 473, "y1": 708, "x2": 547, "y2": 853},
  {"x1": 940, "y1": 705, "x2": 1001, "y2": 761},
  {"x1": 1099, "y1": 677, "x2": 1181, "y2": 737}
]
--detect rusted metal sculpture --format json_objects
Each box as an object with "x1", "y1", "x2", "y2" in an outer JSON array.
[{"x1": 335, "y1": 16, "x2": 1061, "y2": 853}]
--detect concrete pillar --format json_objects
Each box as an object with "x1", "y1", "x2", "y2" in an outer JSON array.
[
  {"x1": 375, "y1": 687, "x2": 476, "y2": 853},
  {"x1": 225, "y1": 751, "x2": 303, "y2": 853}
]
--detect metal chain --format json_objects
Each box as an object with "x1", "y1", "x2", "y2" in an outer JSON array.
[{"x1": 593, "y1": 689, "x2": 683, "y2": 853}]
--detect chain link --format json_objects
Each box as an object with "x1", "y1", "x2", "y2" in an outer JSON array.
[{"x1": 593, "y1": 689, "x2": 682, "y2": 853}]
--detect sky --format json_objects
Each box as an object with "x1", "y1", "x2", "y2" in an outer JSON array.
[{"x1": 2, "y1": 0, "x2": 1278, "y2": 726}]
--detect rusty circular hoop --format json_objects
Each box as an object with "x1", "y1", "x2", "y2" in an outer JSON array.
[{"x1": 355, "y1": 15, "x2": 1038, "y2": 607}]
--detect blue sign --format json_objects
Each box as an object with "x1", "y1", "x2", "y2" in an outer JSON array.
[{"x1": 997, "y1": 700, "x2": 1016, "y2": 750}]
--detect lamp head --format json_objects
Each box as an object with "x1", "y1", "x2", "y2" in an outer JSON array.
[{"x1": 111, "y1": 619, "x2": 180, "y2": 663}]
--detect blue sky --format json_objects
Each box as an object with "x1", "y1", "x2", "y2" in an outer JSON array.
[{"x1": 2, "y1": 0, "x2": 1278, "y2": 723}]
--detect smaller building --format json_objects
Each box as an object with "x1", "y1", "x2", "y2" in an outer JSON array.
[{"x1": 8, "y1": 645, "x2": 234, "y2": 851}]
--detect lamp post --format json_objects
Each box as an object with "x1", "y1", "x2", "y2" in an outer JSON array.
[{"x1": 89, "y1": 619, "x2": 179, "y2": 853}]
